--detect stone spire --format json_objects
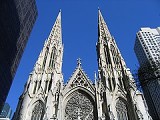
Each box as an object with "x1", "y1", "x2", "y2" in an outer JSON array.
[
  {"x1": 47, "y1": 10, "x2": 62, "y2": 46},
  {"x1": 12, "y1": 11, "x2": 64, "y2": 120},
  {"x1": 34, "y1": 10, "x2": 63, "y2": 73},
  {"x1": 96, "y1": 9, "x2": 151, "y2": 120},
  {"x1": 98, "y1": 9, "x2": 112, "y2": 42},
  {"x1": 97, "y1": 9, "x2": 127, "y2": 73}
]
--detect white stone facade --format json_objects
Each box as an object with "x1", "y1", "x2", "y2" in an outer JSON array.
[{"x1": 13, "y1": 10, "x2": 152, "y2": 120}]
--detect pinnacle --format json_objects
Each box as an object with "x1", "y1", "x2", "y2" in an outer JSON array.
[
  {"x1": 57, "y1": 10, "x2": 61, "y2": 20},
  {"x1": 98, "y1": 8, "x2": 103, "y2": 19}
]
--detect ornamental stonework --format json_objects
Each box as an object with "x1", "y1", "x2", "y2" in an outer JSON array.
[{"x1": 64, "y1": 91, "x2": 94, "y2": 120}]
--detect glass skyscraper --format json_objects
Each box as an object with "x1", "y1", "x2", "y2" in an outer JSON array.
[
  {"x1": 0, "y1": 0, "x2": 38, "y2": 112},
  {"x1": 0, "y1": 103, "x2": 12, "y2": 119},
  {"x1": 134, "y1": 27, "x2": 160, "y2": 119}
]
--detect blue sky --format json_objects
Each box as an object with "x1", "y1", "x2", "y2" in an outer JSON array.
[{"x1": 6, "y1": 0, "x2": 160, "y2": 113}]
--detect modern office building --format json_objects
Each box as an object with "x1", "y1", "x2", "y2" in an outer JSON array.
[
  {"x1": 0, "y1": 0, "x2": 38, "y2": 112},
  {"x1": 135, "y1": 27, "x2": 160, "y2": 67},
  {"x1": 0, "y1": 103, "x2": 12, "y2": 119},
  {"x1": 134, "y1": 27, "x2": 160, "y2": 119},
  {"x1": 13, "y1": 10, "x2": 152, "y2": 120}
]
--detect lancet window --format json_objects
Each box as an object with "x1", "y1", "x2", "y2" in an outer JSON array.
[
  {"x1": 33, "y1": 81, "x2": 37, "y2": 94},
  {"x1": 104, "y1": 44, "x2": 111, "y2": 64},
  {"x1": 118, "y1": 77, "x2": 124, "y2": 88},
  {"x1": 116, "y1": 100, "x2": 128, "y2": 120},
  {"x1": 110, "y1": 44, "x2": 119, "y2": 65},
  {"x1": 108, "y1": 78, "x2": 112, "y2": 91},
  {"x1": 38, "y1": 80, "x2": 41, "y2": 90},
  {"x1": 112, "y1": 78, "x2": 116, "y2": 90},
  {"x1": 42, "y1": 47, "x2": 49, "y2": 69},
  {"x1": 31, "y1": 101, "x2": 44, "y2": 120},
  {"x1": 49, "y1": 47, "x2": 56, "y2": 68},
  {"x1": 48, "y1": 80, "x2": 52, "y2": 92},
  {"x1": 44, "y1": 80, "x2": 48, "y2": 93}
]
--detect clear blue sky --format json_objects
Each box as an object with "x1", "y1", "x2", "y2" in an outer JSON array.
[{"x1": 6, "y1": 0, "x2": 160, "y2": 114}]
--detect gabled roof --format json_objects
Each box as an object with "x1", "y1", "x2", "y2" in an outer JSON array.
[{"x1": 63, "y1": 59, "x2": 95, "y2": 94}]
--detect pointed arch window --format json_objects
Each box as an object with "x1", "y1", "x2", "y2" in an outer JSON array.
[
  {"x1": 108, "y1": 78, "x2": 112, "y2": 91},
  {"x1": 116, "y1": 100, "x2": 128, "y2": 120},
  {"x1": 49, "y1": 47, "x2": 56, "y2": 68},
  {"x1": 110, "y1": 44, "x2": 119, "y2": 65},
  {"x1": 48, "y1": 80, "x2": 52, "y2": 92},
  {"x1": 118, "y1": 77, "x2": 123, "y2": 88},
  {"x1": 33, "y1": 81, "x2": 38, "y2": 94},
  {"x1": 38, "y1": 80, "x2": 41, "y2": 90},
  {"x1": 31, "y1": 101, "x2": 44, "y2": 120},
  {"x1": 42, "y1": 47, "x2": 49, "y2": 70},
  {"x1": 112, "y1": 78, "x2": 116, "y2": 90},
  {"x1": 44, "y1": 80, "x2": 48, "y2": 94},
  {"x1": 104, "y1": 44, "x2": 111, "y2": 64}
]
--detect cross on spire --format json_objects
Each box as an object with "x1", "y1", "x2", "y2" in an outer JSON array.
[{"x1": 77, "y1": 58, "x2": 81, "y2": 67}]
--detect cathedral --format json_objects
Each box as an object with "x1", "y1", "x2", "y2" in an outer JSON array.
[{"x1": 13, "y1": 10, "x2": 152, "y2": 120}]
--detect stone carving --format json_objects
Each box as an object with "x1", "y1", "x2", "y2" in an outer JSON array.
[
  {"x1": 65, "y1": 91, "x2": 94, "y2": 120},
  {"x1": 71, "y1": 71, "x2": 89, "y2": 89}
]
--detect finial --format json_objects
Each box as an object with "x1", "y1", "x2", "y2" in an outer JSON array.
[
  {"x1": 59, "y1": 9, "x2": 61, "y2": 12},
  {"x1": 77, "y1": 58, "x2": 81, "y2": 67},
  {"x1": 98, "y1": 7, "x2": 100, "y2": 10}
]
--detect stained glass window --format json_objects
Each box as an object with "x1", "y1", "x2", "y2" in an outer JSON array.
[
  {"x1": 116, "y1": 100, "x2": 128, "y2": 120},
  {"x1": 31, "y1": 101, "x2": 44, "y2": 120},
  {"x1": 65, "y1": 91, "x2": 94, "y2": 120}
]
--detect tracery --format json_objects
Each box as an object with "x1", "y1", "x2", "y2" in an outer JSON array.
[
  {"x1": 65, "y1": 91, "x2": 94, "y2": 120},
  {"x1": 116, "y1": 100, "x2": 128, "y2": 120},
  {"x1": 31, "y1": 101, "x2": 44, "y2": 120}
]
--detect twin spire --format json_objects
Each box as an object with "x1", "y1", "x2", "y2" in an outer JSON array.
[
  {"x1": 36, "y1": 9, "x2": 113, "y2": 70},
  {"x1": 47, "y1": 9, "x2": 111, "y2": 45}
]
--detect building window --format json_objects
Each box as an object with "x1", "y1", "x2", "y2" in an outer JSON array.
[
  {"x1": 64, "y1": 91, "x2": 94, "y2": 119},
  {"x1": 31, "y1": 101, "x2": 44, "y2": 120},
  {"x1": 42, "y1": 47, "x2": 49, "y2": 69},
  {"x1": 33, "y1": 81, "x2": 37, "y2": 94},
  {"x1": 116, "y1": 100, "x2": 128, "y2": 120},
  {"x1": 49, "y1": 47, "x2": 56, "y2": 68}
]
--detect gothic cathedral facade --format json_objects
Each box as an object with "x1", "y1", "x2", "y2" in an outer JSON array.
[{"x1": 13, "y1": 10, "x2": 152, "y2": 120}]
